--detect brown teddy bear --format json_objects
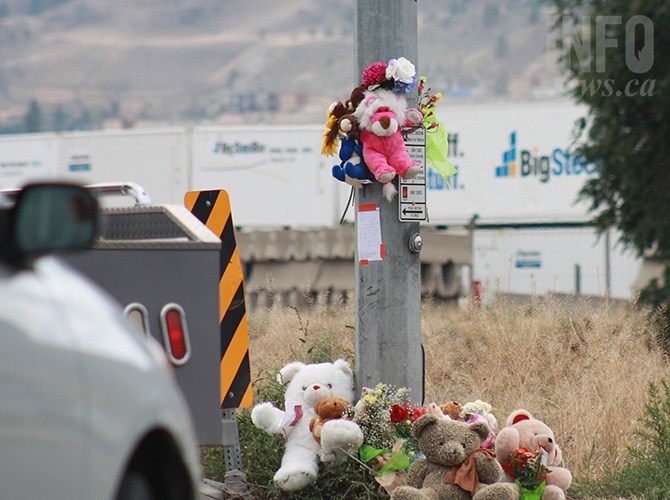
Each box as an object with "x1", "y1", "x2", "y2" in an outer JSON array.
[
  {"x1": 425, "y1": 400, "x2": 463, "y2": 421},
  {"x1": 309, "y1": 396, "x2": 350, "y2": 446},
  {"x1": 440, "y1": 400, "x2": 464, "y2": 420},
  {"x1": 390, "y1": 415, "x2": 516, "y2": 500},
  {"x1": 494, "y1": 409, "x2": 572, "y2": 500},
  {"x1": 321, "y1": 85, "x2": 366, "y2": 156}
]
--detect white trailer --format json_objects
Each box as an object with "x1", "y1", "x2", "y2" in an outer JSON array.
[
  {"x1": 58, "y1": 127, "x2": 191, "y2": 207},
  {"x1": 425, "y1": 99, "x2": 596, "y2": 225},
  {"x1": 0, "y1": 132, "x2": 58, "y2": 186},
  {"x1": 0, "y1": 100, "x2": 603, "y2": 227},
  {"x1": 428, "y1": 99, "x2": 642, "y2": 301},
  {"x1": 474, "y1": 226, "x2": 640, "y2": 302},
  {"x1": 0, "y1": 99, "x2": 644, "y2": 303},
  {"x1": 190, "y1": 125, "x2": 350, "y2": 228}
]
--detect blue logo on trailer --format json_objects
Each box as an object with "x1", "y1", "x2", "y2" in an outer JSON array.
[
  {"x1": 495, "y1": 132, "x2": 517, "y2": 178},
  {"x1": 515, "y1": 250, "x2": 542, "y2": 269},
  {"x1": 68, "y1": 155, "x2": 91, "y2": 172},
  {"x1": 495, "y1": 131, "x2": 597, "y2": 183}
]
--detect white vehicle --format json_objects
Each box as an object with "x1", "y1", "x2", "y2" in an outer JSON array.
[{"x1": 0, "y1": 183, "x2": 200, "y2": 500}]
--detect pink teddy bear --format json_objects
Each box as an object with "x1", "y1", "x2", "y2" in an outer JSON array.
[
  {"x1": 351, "y1": 89, "x2": 423, "y2": 200},
  {"x1": 495, "y1": 409, "x2": 572, "y2": 500}
]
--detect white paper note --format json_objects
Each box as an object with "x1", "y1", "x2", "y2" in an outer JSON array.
[{"x1": 357, "y1": 203, "x2": 384, "y2": 263}]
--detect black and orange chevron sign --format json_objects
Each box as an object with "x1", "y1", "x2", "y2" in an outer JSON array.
[{"x1": 184, "y1": 189, "x2": 253, "y2": 409}]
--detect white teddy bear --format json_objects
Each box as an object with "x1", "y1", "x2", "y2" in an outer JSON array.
[{"x1": 251, "y1": 359, "x2": 364, "y2": 492}]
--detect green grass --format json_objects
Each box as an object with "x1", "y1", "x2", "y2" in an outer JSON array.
[
  {"x1": 208, "y1": 378, "x2": 670, "y2": 499},
  {"x1": 567, "y1": 380, "x2": 670, "y2": 499},
  {"x1": 202, "y1": 368, "x2": 388, "y2": 499}
]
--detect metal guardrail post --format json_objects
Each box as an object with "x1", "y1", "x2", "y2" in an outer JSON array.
[{"x1": 221, "y1": 410, "x2": 244, "y2": 471}]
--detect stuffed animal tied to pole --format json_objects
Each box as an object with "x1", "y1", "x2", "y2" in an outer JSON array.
[
  {"x1": 353, "y1": 88, "x2": 423, "y2": 200},
  {"x1": 322, "y1": 57, "x2": 428, "y2": 201}
]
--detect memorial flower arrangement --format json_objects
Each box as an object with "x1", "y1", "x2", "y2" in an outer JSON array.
[
  {"x1": 361, "y1": 57, "x2": 418, "y2": 94},
  {"x1": 343, "y1": 383, "x2": 426, "y2": 493},
  {"x1": 503, "y1": 447, "x2": 551, "y2": 497},
  {"x1": 417, "y1": 76, "x2": 442, "y2": 131},
  {"x1": 342, "y1": 387, "x2": 501, "y2": 494},
  {"x1": 461, "y1": 399, "x2": 498, "y2": 428},
  {"x1": 461, "y1": 399, "x2": 498, "y2": 448}
]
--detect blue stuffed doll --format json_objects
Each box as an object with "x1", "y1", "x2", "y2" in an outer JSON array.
[{"x1": 331, "y1": 136, "x2": 374, "y2": 188}]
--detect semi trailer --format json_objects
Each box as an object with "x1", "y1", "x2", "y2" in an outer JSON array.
[{"x1": 0, "y1": 98, "x2": 644, "y2": 304}]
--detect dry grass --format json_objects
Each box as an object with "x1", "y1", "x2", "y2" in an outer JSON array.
[{"x1": 246, "y1": 296, "x2": 670, "y2": 484}]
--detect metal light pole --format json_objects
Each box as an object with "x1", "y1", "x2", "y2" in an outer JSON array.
[{"x1": 354, "y1": 0, "x2": 423, "y2": 403}]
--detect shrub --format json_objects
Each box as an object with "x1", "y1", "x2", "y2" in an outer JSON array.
[{"x1": 570, "y1": 380, "x2": 670, "y2": 498}]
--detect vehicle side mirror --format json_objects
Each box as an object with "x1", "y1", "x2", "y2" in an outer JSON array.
[{"x1": 9, "y1": 183, "x2": 99, "y2": 261}]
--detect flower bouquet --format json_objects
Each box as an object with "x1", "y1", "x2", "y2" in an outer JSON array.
[
  {"x1": 503, "y1": 447, "x2": 551, "y2": 500},
  {"x1": 344, "y1": 383, "x2": 426, "y2": 494},
  {"x1": 461, "y1": 399, "x2": 497, "y2": 449}
]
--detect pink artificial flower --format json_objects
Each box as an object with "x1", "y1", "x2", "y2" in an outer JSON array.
[
  {"x1": 466, "y1": 414, "x2": 496, "y2": 449},
  {"x1": 362, "y1": 62, "x2": 388, "y2": 87}
]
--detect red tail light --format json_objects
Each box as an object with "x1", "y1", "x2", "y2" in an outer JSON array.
[{"x1": 160, "y1": 304, "x2": 191, "y2": 366}]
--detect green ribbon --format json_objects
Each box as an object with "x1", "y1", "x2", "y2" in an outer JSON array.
[
  {"x1": 378, "y1": 450, "x2": 411, "y2": 476},
  {"x1": 423, "y1": 115, "x2": 457, "y2": 187},
  {"x1": 359, "y1": 444, "x2": 387, "y2": 463},
  {"x1": 359, "y1": 445, "x2": 412, "y2": 476}
]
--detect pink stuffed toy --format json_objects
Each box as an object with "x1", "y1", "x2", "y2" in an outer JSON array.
[{"x1": 353, "y1": 89, "x2": 423, "y2": 200}]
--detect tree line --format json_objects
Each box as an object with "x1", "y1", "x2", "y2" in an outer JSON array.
[
  {"x1": 553, "y1": 0, "x2": 669, "y2": 330},
  {"x1": 0, "y1": 99, "x2": 123, "y2": 135}
]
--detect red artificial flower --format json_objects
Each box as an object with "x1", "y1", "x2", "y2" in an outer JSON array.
[
  {"x1": 390, "y1": 404, "x2": 410, "y2": 423},
  {"x1": 410, "y1": 406, "x2": 427, "y2": 422},
  {"x1": 502, "y1": 447, "x2": 547, "y2": 482},
  {"x1": 362, "y1": 62, "x2": 388, "y2": 87},
  {"x1": 502, "y1": 447, "x2": 531, "y2": 475}
]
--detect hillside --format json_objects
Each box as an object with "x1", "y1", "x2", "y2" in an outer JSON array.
[{"x1": 0, "y1": 0, "x2": 565, "y2": 131}]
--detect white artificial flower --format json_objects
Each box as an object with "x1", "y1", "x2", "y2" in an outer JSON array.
[
  {"x1": 386, "y1": 57, "x2": 416, "y2": 84},
  {"x1": 463, "y1": 400, "x2": 498, "y2": 429}
]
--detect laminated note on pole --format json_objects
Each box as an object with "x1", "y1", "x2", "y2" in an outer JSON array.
[{"x1": 357, "y1": 203, "x2": 385, "y2": 264}]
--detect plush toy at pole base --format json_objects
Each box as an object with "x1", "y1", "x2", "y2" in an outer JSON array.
[
  {"x1": 426, "y1": 399, "x2": 497, "y2": 450},
  {"x1": 309, "y1": 397, "x2": 350, "y2": 444},
  {"x1": 438, "y1": 400, "x2": 464, "y2": 421},
  {"x1": 495, "y1": 409, "x2": 573, "y2": 500},
  {"x1": 309, "y1": 396, "x2": 355, "y2": 461},
  {"x1": 250, "y1": 359, "x2": 364, "y2": 492},
  {"x1": 390, "y1": 414, "x2": 517, "y2": 500}
]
